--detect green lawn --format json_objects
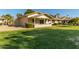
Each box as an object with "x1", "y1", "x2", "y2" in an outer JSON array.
[{"x1": 0, "y1": 25, "x2": 79, "y2": 49}]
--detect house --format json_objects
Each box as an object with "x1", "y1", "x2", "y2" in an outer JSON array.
[
  {"x1": 15, "y1": 12, "x2": 53, "y2": 28},
  {"x1": 0, "y1": 20, "x2": 3, "y2": 25},
  {"x1": 15, "y1": 12, "x2": 71, "y2": 28},
  {"x1": 52, "y1": 15, "x2": 71, "y2": 24},
  {"x1": 15, "y1": 16, "x2": 28, "y2": 27}
]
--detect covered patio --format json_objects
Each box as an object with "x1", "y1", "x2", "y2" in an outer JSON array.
[
  {"x1": 27, "y1": 13, "x2": 53, "y2": 28},
  {"x1": 28, "y1": 17, "x2": 52, "y2": 28}
]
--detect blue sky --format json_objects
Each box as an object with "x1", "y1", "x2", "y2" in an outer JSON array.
[
  {"x1": 0, "y1": 9, "x2": 79, "y2": 18},
  {"x1": 34, "y1": 9, "x2": 79, "y2": 18},
  {"x1": 0, "y1": 9, "x2": 26, "y2": 18}
]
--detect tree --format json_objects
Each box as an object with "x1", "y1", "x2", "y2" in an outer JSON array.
[
  {"x1": 1, "y1": 14, "x2": 14, "y2": 25},
  {"x1": 67, "y1": 15, "x2": 69, "y2": 17},
  {"x1": 68, "y1": 17, "x2": 79, "y2": 25},
  {"x1": 24, "y1": 9, "x2": 35, "y2": 15},
  {"x1": 55, "y1": 13, "x2": 60, "y2": 17},
  {"x1": 16, "y1": 13, "x2": 23, "y2": 18}
]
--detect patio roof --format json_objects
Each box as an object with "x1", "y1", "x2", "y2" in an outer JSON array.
[{"x1": 27, "y1": 13, "x2": 50, "y2": 19}]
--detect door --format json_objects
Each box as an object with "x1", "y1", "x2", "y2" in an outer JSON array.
[{"x1": 40, "y1": 20, "x2": 44, "y2": 24}]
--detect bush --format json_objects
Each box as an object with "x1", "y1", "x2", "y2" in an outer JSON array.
[
  {"x1": 0, "y1": 23, "x2": 2, "y2": 25},
  {"x1": 25, "y1": 23, "x2": 34, "y2": 28},
  {"x1": 53, "y1": 23, "x2": 58, "y2": 25},
  {"x1": 53, "y1": 23, "x2": 62, "y2": 25},
  {"x1": 68, "y1": 17, "x2": 79, "y2": 25}
]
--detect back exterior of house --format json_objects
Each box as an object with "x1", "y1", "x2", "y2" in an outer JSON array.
[
  {"x1": 15, "y1": 12, "x2": 71, "y2": 28},
  {"x1": 15, "y1": 12, "x2": 53, "y2": 28}
]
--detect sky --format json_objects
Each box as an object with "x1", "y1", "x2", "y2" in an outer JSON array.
[
  {"x1": 0, "y1": 9, "x2": 79, "y2": 18},
  {"x1": 34, "y1": 9, "x2": 79, "y2": 18},
  {"x1": 0, "y1": 9, "x2": 26, "y2": 18}
]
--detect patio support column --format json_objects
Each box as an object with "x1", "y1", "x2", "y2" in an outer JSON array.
[
  {"x1": 44, "y1": 19, "x2": 46, "y2": 24},
  {"x1": 34, "y1": 18, "x2": 35, "y2": 24}
]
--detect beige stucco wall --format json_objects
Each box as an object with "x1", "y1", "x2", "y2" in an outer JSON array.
[
  {"x1": 15, "y1": 17, "x2": 28, "y2": 27},
  {"x1": 34, "y1": 24, "x2": 52, "y2": 28}
]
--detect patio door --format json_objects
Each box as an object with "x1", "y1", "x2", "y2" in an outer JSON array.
[{"x1": 40, "y1": 20, "x2": 44, "y2": 24}]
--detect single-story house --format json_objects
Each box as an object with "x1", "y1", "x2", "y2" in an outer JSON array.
[
  {"x1": 15, "y1": 16, "x2": 28, "y2": 27},
  {"x1": 15, "y1": 12, "x2": 53, "y2": 28},
  {"x1": 52, "y1": 15, "x2": 71, "y2": 24},
  {"x1": 15, "y1": 12, "x2": 71, "y2": 28},
  {"x1": 0, "y1": 19, "x2": 3, "y2": 24}
]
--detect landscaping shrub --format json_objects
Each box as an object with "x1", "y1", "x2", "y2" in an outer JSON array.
[
  {"x1": 53, "y1": 23, "x2": 62, "y2": 25},
  {"x1": 53, "y1": 23, "x2": 58, "y2": 25},
  {"x1": 25, "y1": 23, "x2": 34, "y2": 28},
  {"x1": 0, "y1": 22, "x2": 2, "y2": 25},
  {"x1": 68, "y1": 17, "x2": 79, "y2": 25}
]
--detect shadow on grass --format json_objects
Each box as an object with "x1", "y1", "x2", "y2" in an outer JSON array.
[
  {"x1": 56, "y1": 25, "x2": 72, "y2": 27},
  {"x1": 1, "y1": 29, "x2": 79, "y2": 49}
]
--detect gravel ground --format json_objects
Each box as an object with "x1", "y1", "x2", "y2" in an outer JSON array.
[{"x1": 0, "y1": 25, "x2": 26, "y2": 32}]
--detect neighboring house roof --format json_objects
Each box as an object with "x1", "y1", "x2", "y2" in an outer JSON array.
[{"x1": 53, "y1": 16, "x2": 71, "y2": 21}]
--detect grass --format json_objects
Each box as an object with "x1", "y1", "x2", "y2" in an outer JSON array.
[{"x1": 0, "y1": 25, "x2": 79, "y2": 49}]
